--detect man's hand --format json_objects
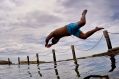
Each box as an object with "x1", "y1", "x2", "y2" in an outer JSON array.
[
  {"x1": 45, "y1": 44, "x2": 53, "y2": 48},
  {"x1": 45, "y1": 43, "x2": 48, "y2": 47}
]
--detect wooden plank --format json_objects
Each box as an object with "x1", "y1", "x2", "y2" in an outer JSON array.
[
  {"x1": 8, "y1": 58, "x2": 11, "y2": 65},
  {"x1": 36, "y1": 53, "x2": 40, "y2": 65},
  {"x1": 103, "y1": 30, "x2": 112, "y2": 50},
  {"x1": 18, "y1": 57, "x2": 20, "y2": 65},
  {"x1": 52, "y1": 49, "x2": 57, "y2": 65},
  {"x1": 27, "y1": 56, "x2": 30, "y2": 65},
  {"x1": 71, "y1": 45, "x2": 78, "y2": 64}
]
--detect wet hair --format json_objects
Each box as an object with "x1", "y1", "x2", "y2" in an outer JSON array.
[{"x1": 52, "y1": 38, "x2": 59, "y2": 44}]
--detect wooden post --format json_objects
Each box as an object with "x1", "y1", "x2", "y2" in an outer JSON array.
[
  {"x1": 52, "y1": 49, "x2": 60, "y2": 79},
  {"x1": 71, "y1": 45, "x2": 78, "y2": 64},
  {"x1": 8, "y1": 58, "x2": 11, "y2": 65},
  {"x1": 103, "y1": 30, "x2": 112, "y2": 50},
  {"x1": 27, "y1": 56, "x2": 30, "y2": 65},
  {"x1": 18, "y1": 57, "x2": 20, "y2": 65},
  {"x1": 36, "y1": 53, "x2": 40, "y2": 65},
  {"x1": 52, "y1": 49, "x2": 57, "y2": 66}
]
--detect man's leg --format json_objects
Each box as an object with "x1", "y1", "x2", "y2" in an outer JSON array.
[
  {"x1": 77, "y1": 9, "x2": 87, "y2": 27},
  {"x1": 79, "y1": 27, "x2": 104, "y2": 39}
]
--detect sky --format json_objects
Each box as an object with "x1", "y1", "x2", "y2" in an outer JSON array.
[{"x1": 0, "y1": 0, "x2": 119, "y2": 62}]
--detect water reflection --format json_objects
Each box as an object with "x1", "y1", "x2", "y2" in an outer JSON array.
[
  {"x1": 54, "y1": 65, "x2": 60, "y2": 79},
  {"x1": 37, "y1": 65, "x2": 42, "y2": 77},
  {"x1": 27, "y1": 66, "x2": 32, "y2": 77},
  {"x1": 83, "y1": 54, "x2": 116, "y2": 79},
  {"x1": 109, "y1": 55, "x2": 116, "y2": 72},
  {"x1": 84, "y1": 75, "x2": 109, "y2": 79},
  {"x1": 74, "y1": 62, "x2": 80, "y2": 77},
  {"x1": 18, "y1": 65, "x2": 20, "y2": 68}
]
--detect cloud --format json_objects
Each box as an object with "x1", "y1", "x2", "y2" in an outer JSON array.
[
  {"x1": 14, "y1": 11, "x2": 63, "y2": 28},
  {"x1": 58, "y1": 0, "x2": 113, "y2": 22},
  {"x1": 0, "y1": 0, "x2": 119, "y2": 61}
]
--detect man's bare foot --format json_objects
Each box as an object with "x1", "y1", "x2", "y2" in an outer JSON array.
[
  {"x1": 82, "y1": 9, "x2": 87, "y2": 16},
  {"x1": 95, "y1": 27, "x2": 104, "y2": 31}
]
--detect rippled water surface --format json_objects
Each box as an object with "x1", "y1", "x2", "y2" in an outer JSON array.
[{"x1": 0, "y1": 55, "x2": 119, "y2": 79}]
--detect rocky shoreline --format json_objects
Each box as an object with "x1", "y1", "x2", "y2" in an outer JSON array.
[
  {"x1": 20, "y1": 60, "x2": 47, "y2": 65},
  {"x1": 0, "y1": 60, "x2": 12, "y2": 65}
]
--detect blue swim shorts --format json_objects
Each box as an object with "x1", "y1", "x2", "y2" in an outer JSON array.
[{"x1": 66, "y1": 22, "x2": 80, "y2": 37}]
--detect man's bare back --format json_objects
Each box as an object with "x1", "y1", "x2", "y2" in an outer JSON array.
[{"x1": 52, "y1": 26, "x2": 70, "y2": 37}]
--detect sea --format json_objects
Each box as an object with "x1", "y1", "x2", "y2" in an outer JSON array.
[{"x1": 0, "y1": 55, "x2": 119, "y2": 79}]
